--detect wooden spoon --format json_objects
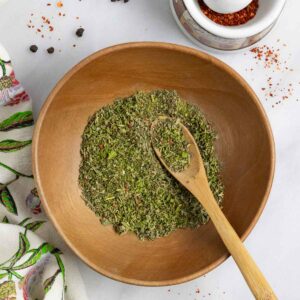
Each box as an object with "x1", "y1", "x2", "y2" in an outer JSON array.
[{"x1": 152, "y1": 118, "x2": 277, "y2": 300}]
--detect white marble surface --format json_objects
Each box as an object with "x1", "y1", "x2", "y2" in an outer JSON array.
[{"x1": 1, "y1": 0, "x2": 300, "y2": 299}]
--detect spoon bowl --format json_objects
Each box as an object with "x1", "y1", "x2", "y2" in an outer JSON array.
[{"x1": 151, "y1": 116, "x2": 202, "y2": 180}]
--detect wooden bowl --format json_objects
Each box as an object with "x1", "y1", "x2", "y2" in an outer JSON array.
[{"x1": 33, "y1": 42, "x2": 275, "y2": 286}]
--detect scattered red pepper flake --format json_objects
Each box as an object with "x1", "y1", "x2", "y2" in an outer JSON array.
[
  {"x1": 56, "y1": 1, "x2": 63, "y2": 8},
  {"x1": 246, "y1": 42, "x2": 297, "y2": 108}
]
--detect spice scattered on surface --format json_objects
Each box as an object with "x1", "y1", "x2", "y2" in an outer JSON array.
[
  {"x1": 152, "y1": 118, "x2": 190, "y2": 172},
  {"x1": 79, "y1": 90, "x2": 223, "y2": 240},
  {"x1": 47, "y1": 47, "x2": 55, "y2": 54},
  {"x1": 29, "y1": 45, "x2": 38, "y2": 53},
  {"x1": 76, "y1": 28, "x2": 85, "y2": 37},
  {"x1": 199, "y1": 0, "x2": 259, "y2": 26},
  {"x1": 250, "y1": 45, "x2": 281, "y2": 70},
  {"x1": 245, "y1": 41, "x2": 297, "y2": 107},
  {"x1": 27, "y1": 2, "x2": 85, "y2": 53}
]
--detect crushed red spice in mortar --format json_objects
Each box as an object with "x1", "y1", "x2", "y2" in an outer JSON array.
[{"x1": 198, "y1": 0, "x2": 259, "y2": 26}]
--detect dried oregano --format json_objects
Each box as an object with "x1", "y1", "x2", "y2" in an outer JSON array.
[
  {"x1": 79, "y1": 90, "x2": 224, "y2": 240},
  {"x1": 152, "y1": 118, "x2": 190, "y2": 172}
]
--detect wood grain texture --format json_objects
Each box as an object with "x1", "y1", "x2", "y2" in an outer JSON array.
[
  {"x1": 153, "y1": 121, "x2": 277, "y2": 298},
  {"x1": 32, "y1": 42, "x2": 275, "y2": 286}
]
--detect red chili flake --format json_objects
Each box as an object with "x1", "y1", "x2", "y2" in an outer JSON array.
[
  {"x1": 57, "y1": 1, "x2": 63, "y2": 7},
  {"x1": 198, "y1": 0, "x2": 259, "y2": 26},
  {"x1": 58, "y1": 12, "x2": 62, "y2": 16},
  {"x1": 49, "y1": 26, "x2": 54, "y2": 32},
  {"x1": 37, "y1": 28, "x2": 41, "y2": 32},
  {"x1": 47, "y1": 3, "x2": 51, "y2": 6}
]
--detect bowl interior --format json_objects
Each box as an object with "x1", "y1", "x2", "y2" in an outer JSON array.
[
  {"x1": 185, "y1": 0, "x2": 286, "y2": 39},
  {"x1": 33, "y1": 43, "x2": 274, "y2": 286}
]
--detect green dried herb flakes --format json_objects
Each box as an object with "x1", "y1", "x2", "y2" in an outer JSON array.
[
  {"x1": 79, "y1": 90, "x2": 224, "y2": 240},
  {"x1": 152, "y1": 118, "x2": 190, "y2": 172}
]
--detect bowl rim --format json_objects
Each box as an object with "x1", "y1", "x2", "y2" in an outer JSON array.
[{"x1": 33, "y1": 42, "x2": 276, "y2": 286}]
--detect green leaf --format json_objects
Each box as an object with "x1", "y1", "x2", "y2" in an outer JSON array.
[
  {"x1": 13, "y1": 243, "x2": 55, "y2": 270},
  {"x1": 0, "y1": 59, "x2": 6, "y2": 76},
  {"x1": 54, "y1": 253, "x2": 66, "y2": 288},
  {"x1": 0, "y1": 273, "x2": 7, "y2": 280},
  {"x1": 44, "y1": 269, "x2": 61, "y2": 293},
  {"x1": 0, "y1": 111, "x2": 33, "y2": 132},
  {"x1": 0, "y1": 187, "x2": 17, "y2": 215},
  {"x1": 0, "y1": 139, "x2": 32, "y2": 152},
  {"x1": 10, "y1": 270, "x2": 23, "y2": 280},
  {"x1": 18, "y1": 217, "x2": 31, "y2": 226},
  {"x1": 2, "y1": 216, "x2": 9, "y2": 223},
  {"x1": 0, "y1": 162, "x2": 33, "y2": 178},
  {"x1": 25, "y1": 220, "x2": 46, "y2": 232},
  {"x1": 0, "y1": 233, "x2": 30, "y2": 269},
  {"x1": 9, "y1": 233, "x2": 30, "y2": 267}
]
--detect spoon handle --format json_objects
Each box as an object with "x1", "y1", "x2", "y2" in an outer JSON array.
[{"x1": 189, "y1": 181, "x2": 277, "y2": 300}]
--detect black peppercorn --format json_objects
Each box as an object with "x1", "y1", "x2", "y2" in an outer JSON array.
[
  {"x1": 29, "y1": 45, "x2": 38, "y2": 53},
  {"x1": 47, "y1": 47, "x2": 55, "y2": 54},
  {"x1": 76, "y1": 28, "x2": 85, "y2": 37}
]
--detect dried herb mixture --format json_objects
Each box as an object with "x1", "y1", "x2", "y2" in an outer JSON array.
[
  {"x1": 152, "y1": 118, "x2": 190, "y2": 172},
  {"x1": 79, "y1": 90, "x2": 223, "y2": 240}
]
